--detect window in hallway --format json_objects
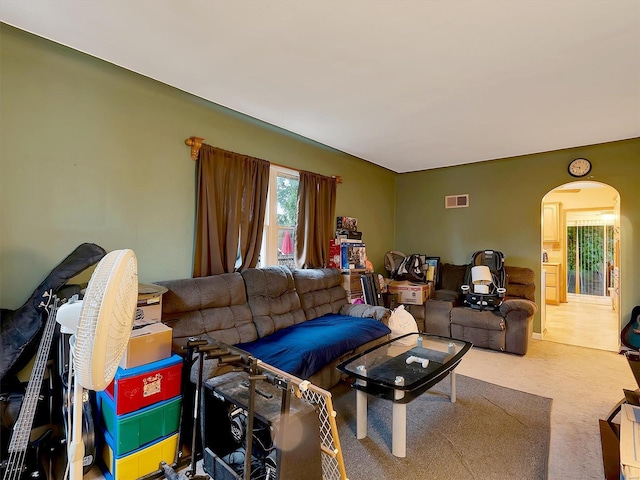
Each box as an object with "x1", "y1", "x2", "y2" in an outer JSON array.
[{"x1": 566, "y1": 212, "x2": 614, "y2": 298}]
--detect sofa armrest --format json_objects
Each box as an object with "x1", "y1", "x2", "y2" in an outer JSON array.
[
  {"x1": 500, "y1": 298, "x2": 537, "y2": 355},
  {"x1": 190, "y1": 356, "x2": 219, "y2": 384},
  {"x1": 340, "y1": 304, "x2": 391, "y2": 325},
  {"x1": 499, "y1": 298, "x2": 538, "y2": 318}
]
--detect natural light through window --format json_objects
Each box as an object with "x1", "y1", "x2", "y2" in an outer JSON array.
[{"x1": 260, "y1": 165, "x2": 299, "y2": 267}]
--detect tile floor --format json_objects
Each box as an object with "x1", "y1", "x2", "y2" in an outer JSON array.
[{"x1": 543, "y1": 293, "x2": 619, "y2": 351}]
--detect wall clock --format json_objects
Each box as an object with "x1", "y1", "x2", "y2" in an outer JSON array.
[{"x1": 568, "y1": 158, "x2": 592, "y2": 177}]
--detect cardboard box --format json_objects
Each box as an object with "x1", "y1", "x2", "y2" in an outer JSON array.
[
  {"x1": 329, "y1": 239, "x2": 342, "y2": 269},
  {"x1": 388, "y1": 281, "x2": 431, "y2": 305},
  {"x1": 329, "y1": 239, "x2": 368, "y2": 270},
  {"x1": 336, "y1": 216, "x2": 357, "y2": 232},
  {"x1": 120, "y1": 323, "x2": 173, "y2": 369},
  {"x1": 335, "y1": 229, "x2": 362, "y2": 240},
  {"x1": 341, "y1": 271, "x2": 364, "y2": 294},
  {"x1": 135, "y1": 292, "x2": 163, "y2": 327},
  {"x1": 341, "y1": 242, "x2": 367, "y2": 270}
]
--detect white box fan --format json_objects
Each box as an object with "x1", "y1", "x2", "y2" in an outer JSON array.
[{"x1": 55, "y1": 249, "x2": 138, "y2": 480}]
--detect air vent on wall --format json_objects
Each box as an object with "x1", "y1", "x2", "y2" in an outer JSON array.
[{"x1": 445, "y1": 194, "x2": 469, "y2": 209}]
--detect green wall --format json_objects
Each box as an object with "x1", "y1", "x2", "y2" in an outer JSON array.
[
  {"x1": 2, "y1": 24, "x2": 638, "y2": 337},
  {"x1": 395, "y1": 139, "x2": 640, "y2": 333},
  {"x1": 0, "y1": 26, "x2": 396, "y2": 309}
]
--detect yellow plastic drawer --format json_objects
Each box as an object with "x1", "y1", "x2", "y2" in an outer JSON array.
[{"x1": 101, "y1": 432, "x2": 178, "y2": 480}]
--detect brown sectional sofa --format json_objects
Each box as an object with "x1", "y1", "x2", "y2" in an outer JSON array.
[
  {"x1": 406, "y1": 264, "x2": 537, "y2": 355},
  {"x1": 157, "y1": 266, "x2": 391, "y2": 390}
]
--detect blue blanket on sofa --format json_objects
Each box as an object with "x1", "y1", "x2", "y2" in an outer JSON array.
[{"x1": 237, "y1": 314, "x2": 390, "y2": 379}]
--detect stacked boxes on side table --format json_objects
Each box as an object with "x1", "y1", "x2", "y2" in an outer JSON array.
[
  {"x1": 96, "y1": 285, "x2": 182, "y2": 480},
  {"x1": 328, "y1": 239, "x2": 367, "y2": 271},
  {"x1": 331, "y1": 216, "x2": 369, "y2": 303},
  {"x1": 331, "y1": 216, "x2": 365, "y2": 270},
  {"x1": 341, "y1": 269, "x2": 366, "y2": 303}
]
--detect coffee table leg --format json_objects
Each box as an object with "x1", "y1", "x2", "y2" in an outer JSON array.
[
  {"x1": 356, "y1": 389, "x2": 367, "y2": 439},
  {"x1": 448, "y1": 343, "x2": 457, "y2": 403},
  {"x1": 356, "y1": 366, "x2": 368, "y2": 439},
  {"x1": 450, "y1": 370, "x2": 457, "y2": 403},
  {"x1": 392, "y1": 376, "x2": 406, "y2": 457}
]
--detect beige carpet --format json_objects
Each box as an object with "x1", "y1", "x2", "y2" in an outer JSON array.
[
  {"x1": 332, "y1": 375, "x2": 551, "y2": 479},
  {"x1": 86, "y1": 338, "x2": 635, "y2": 480},
  {"x1": 456, "y1": 339, "x2": 635, "y2": 480}
]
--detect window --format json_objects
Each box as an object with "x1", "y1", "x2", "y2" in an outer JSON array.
[
  {"x1": 566, "y1": 212, "x2": 615, "y2": 296},
  {"x1": 259, "y1": 165, "x2": 299, "y2": 267}
]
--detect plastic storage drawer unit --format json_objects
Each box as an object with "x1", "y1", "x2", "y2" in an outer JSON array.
[
  {"x1": 105, "y1": 354, "x2": 182, "y2": 415},
  {"x1": 100, "y1": 431, "x2": 178, "y2": 480},
  {"x1": 97, "y1": 393, "x2": 181, "y2": 456}
]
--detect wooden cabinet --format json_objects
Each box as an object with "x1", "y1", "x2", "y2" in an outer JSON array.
[
  {"x1": 543, "y1": 263, "x2": 560, "y2": 305},
  {"x1": 543, "y1": 203, "x2": 561, "y2": 243}
]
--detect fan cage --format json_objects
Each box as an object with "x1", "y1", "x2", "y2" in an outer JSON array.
[{"x1": 75, "y1": 249, "x2": 138, "y2": 391}]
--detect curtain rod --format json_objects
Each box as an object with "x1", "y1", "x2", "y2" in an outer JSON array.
[{"x1": 185, "y1": 136, "x2": 342, "y2": 184}]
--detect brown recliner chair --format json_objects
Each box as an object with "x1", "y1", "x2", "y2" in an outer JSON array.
[{"x1": 407, "y1": 263, "x2": 537, "y2": 355}]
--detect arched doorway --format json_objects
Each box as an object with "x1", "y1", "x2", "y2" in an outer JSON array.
[{"x1": 540, "y1": 181, "x2": 621, "y2": 351}]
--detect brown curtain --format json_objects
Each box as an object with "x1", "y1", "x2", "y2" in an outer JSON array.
[
  {"x1": 295, "y1": 171, "x2": 337, "y2": 268},
  {"x1": 193, "y1": 144, "x2": 270, "y2": 276}
]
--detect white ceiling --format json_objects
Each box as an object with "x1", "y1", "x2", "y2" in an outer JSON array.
[{"x1": 1, "y1": 0, "x2": 639, "y2": 173}]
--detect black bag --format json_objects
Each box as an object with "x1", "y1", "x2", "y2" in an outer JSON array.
[{"x1": 393, "y1": 254, "x2": 426, "y2": 283}]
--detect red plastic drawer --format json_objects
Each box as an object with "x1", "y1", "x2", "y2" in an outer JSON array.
[{"x1": 105, "y1": 354, "x2": 182, "y2": 415}]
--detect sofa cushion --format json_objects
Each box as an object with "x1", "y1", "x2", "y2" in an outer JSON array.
[
  {"x1": 451, "y1": 323, "x2": 506, "y2": 351},
  {"x1": 158, "y1": 274, "x2": 257, "y2": 349},
  {"x1": 439, "y1": 263, "x2": 469, "y2": 291},
  {"x1": 242, "y1": 266, "x2": 306, "y2": 338},
  {"x1": 505, "y1": 266, "x2": 535, "y2": 302},
  {"x1": 432, "y1": 289, "x2": 463, "y2": 304},
  {"x1": 450, "y1": 308, "x2": 505, "y2": 331},
  {"x1": 293, "y1": 268, "x2": 348, "y2": 320},
  {"x1": 237, "y1": 313, "x2": 391, "y2": 379}
]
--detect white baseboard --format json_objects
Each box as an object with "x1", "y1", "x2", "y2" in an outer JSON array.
[{"x1": 532, "y1": 332, "x2": 544, "y2": 340}]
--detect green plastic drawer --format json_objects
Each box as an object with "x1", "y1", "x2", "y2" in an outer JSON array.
[{"x1": 97, "y1": 392, "x2": 181, "y2": 456}]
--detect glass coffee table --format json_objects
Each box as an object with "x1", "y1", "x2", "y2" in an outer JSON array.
[{"x1": 337, "y1": 332, "x2": 472, "y2": 457}]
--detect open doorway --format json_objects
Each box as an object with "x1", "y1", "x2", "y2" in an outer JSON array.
[{"x1": 540, "y1": 181, "x2": 620, "y2": 351}]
